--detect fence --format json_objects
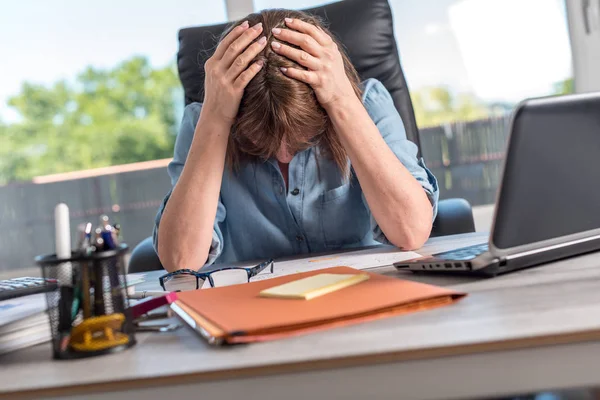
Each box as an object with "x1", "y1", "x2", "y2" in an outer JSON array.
[
  {"x1": 0, "y1": 167, "x2": 171, "y2": 272},
  {"x1": 420, "y1": 115, "x2": 512, "y2": 206},
  {"x1": 0, "y1": 115, "x2": 512, "y2": 272}
]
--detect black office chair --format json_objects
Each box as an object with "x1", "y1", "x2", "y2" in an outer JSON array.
[{"x1": 128, "y1": 0, "x2": 475, "y2": 273}]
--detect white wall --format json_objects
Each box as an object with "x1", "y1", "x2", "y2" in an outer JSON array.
[
  {"x1": 472, "y1": 205, "x2": 495, "y2": 233},
  {"x1": 225, "y1": 0, "x2": 254, "y2": 20},
  {"x1": 566, "y1": 0, "x2": 600, "y2": 92}
]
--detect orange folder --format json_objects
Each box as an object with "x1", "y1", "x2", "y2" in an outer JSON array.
[{"x1": 170, "y1": 266, "x2": 466, "y2": 345}]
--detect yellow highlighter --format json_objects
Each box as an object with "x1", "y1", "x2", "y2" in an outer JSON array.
[{"x1": 259, "y1": 273, "x2": 369, "y2": 300}]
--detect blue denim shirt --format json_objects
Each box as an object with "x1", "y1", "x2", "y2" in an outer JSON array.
[{"x1": 154, "y1": 78, "x2": 439, "y2": 268}]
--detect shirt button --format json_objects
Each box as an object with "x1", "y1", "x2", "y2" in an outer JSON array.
[
  {"x1": 291, "y1": 188, "x2": 300, "y2": 196},
  {"x1": 296, "y1": 235, "x2": 304, "y2": 242}
]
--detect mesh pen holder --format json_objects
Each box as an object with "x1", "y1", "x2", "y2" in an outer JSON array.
[{"x1": 35, "y1": 244, "x2": 136, "y2": 359}]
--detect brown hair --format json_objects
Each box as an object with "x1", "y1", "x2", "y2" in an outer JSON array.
[{"x1": 221, "y1": 9, "x2": 362, "y2": 178}]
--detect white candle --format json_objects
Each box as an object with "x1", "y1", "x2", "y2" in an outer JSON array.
[{"x1": 54, "y1": 203, "x2": 72, "y2": 282}]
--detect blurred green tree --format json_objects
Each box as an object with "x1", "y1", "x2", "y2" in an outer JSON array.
[
  {"x1": 1, "y1": 56, "x2": 181, "y2": 184},
  {"x1": 411, "y1": 86, "x2": 491, "y2": 128},
  {"x1": 553, "y1": 77, "x2": 574, "y2": 95}
]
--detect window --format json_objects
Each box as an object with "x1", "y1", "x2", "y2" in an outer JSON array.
[
  {"x1": 254, "y1": 0, "x2": 336, "y2": 10},
  {"x1": 390, "y1": 0, "x2": 571, "y2": 118},
  {"x1": 388, "y1": 0, "x2": 572, "y2": 210},
  {"x1": 0, "y1": 0, "x2": 575, "y2": 271},
  {"x1": 0, "y1": 0, "x2": 227, "y2": 183},
  {"x1": 0, "y1": 1, "x2": 227, "y2": 271}
]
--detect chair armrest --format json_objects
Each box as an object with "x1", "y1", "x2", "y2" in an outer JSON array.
[
  {"x1": 128, "y1": 236, "x2": 164, "y2": 273},
  {"x1": 431, "y1": 198, "x2": 476, "y2": 237}
]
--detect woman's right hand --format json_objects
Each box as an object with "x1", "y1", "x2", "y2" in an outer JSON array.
[{"x1": 202, "y1": 21, "x2": 267, "y2": 125}]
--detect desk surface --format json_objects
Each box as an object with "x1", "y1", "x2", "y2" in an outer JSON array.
[{"x1": 3, "y1": 232, "x2": 600, "y2": 399}]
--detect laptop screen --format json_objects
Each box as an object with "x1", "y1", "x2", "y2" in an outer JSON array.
[{"x1": 492, "y1": 94, "x2": 600, "y2": 250}]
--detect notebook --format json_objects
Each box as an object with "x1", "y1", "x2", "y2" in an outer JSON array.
[{"x1": 171, "y1": 266, "x2": 466, "y2": 345}]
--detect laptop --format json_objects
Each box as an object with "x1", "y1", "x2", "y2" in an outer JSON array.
[{"x1": 394, "y1": 92, "x2": 600, "y2": 277}]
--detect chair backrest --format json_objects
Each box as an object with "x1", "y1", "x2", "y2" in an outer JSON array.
[{"x1": 177, "y1": 0, "x2": 421, "y2": 149}]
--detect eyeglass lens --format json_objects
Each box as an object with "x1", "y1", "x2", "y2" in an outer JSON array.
[{"x1": 162, "y1": 274, "x2": 202, "y2": 292}]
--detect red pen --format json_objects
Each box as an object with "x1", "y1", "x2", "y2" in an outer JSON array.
[{"x1": 129, "y1": 292, "x2": 178, "y2": 320}]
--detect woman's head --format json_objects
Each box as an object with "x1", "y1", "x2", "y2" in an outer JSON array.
[{"x1": 220, "y1": 9, "x2": 362, "y2": 175}]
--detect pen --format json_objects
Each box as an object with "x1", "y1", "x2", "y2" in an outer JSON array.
[
  {"x1": 58, "y1": 285, "x2": 74, "y2": 351},
  {"x1": 77, "y1": 222, "x2": 92, "y2": 254},
  {"x1": 100, "y1": 214, "x2": 116, "y2": 250},
  {"x1": 78, "y1": 222, "x2": 93, "y2": 318},
  {"x1": 135, "y1": 323, "x2": 181, "y2": 333},
  {"x1": 128, "y1": 292, "x2": 178, "y2": 319},
  {"x1": 93, "y1": 260, "x2": 105, "y2": 315},
  {"x1": 80, "y1": 262, "x2": 91, "y2": 319},
  {"x1": 129, "y1": 290, "x2": 174, "y2": 300},
  {"x1": 94, "y1": 228, "x2": 104, "y2": 251}
]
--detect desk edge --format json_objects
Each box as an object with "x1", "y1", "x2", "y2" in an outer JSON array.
[{"x1": 3, "y1": 327, "x2": 600, "y2": 399}]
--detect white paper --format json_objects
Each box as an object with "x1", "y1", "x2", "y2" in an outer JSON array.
[
  {"x1": 0, "y1": 323, "x2": 51, "y2": 355},
  {"x1": 204, "y1": 247, "x2": 421, "y2": 288},
  {"x1": 125, "y1": 273, "x2": 145, "y2": 286},
  {"x1": 0, "y1": 293, "x2": 47, "y2": 327}
]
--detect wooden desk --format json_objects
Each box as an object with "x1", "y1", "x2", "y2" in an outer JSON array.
[{"x1": 3, "y1": 232, "x2": 600, "y2": 400}]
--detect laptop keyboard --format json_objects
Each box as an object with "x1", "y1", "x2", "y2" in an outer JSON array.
[{"x1": 434, "y1": 243, "x2": 489, "y2": 261}]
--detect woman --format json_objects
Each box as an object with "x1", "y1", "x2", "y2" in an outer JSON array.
[{"x1": 154, "y1": 9, "x2": 439, "y2": 273}]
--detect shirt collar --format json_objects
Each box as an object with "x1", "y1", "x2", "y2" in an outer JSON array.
[{"x1": 266, "y1": 148, "x2": 311, "y2": 167}]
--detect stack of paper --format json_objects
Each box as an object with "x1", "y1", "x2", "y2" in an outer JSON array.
[{"x1": 0, "y1": 293, "x2": 50, "y2": 355}]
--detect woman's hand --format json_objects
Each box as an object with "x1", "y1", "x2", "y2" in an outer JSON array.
[
  {"x1": 203, "y1": 21, "x2": 267, "y2": 125},
  {"x1": 270, "y1": 18, "x2": 356, "y2": 110}
]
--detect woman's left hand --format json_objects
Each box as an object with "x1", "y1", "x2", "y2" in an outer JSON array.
[{"x1": 271, "y1": 18, "x2": 356, "y2": 110}]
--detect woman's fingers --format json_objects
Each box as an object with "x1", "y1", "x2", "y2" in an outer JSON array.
[
  {"x1": 271, "y1": 27, "x2": 322, "y2": 57},
  {"x1": 226, "y1": 36, "x2": 268, "y2": 81},
  {"x1": 280, "y1": 67, "x2": 319, "y2": 86},
  {"x1": 284, "y1": 18, "x2": 332, "y2": 47},
  {"x1": 221, "y1": 23, "x2": 264, "y2": 68},
  {"x1": 212, "y1": 21, "x2": 249, "y2": 60},
  {"x1": 234, "y1": 60, "x2": 265, "y2": 90},
  {"x1": 271, "y1": 41, "x2": 320, "y2": 70}
]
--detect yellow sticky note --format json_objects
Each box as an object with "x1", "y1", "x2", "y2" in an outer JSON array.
[{"x1": 259, "y1": 273, "x2": 369, "y2": 300}]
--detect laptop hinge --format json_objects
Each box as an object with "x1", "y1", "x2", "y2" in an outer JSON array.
[{"x1": 503, "y1": 233, "x2": 600, "y2": 261}]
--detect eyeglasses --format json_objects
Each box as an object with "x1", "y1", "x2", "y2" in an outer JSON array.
[{"x1": 159, "y1": 259, "x2": 274, "y2": 291}]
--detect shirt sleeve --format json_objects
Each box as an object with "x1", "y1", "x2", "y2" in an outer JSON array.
[
  {"x1": 360, "y1": 78, "x2": 440, "y2": 245},
  {"x1": 152, "y1": 102, "x2": 226, "y2": 267}
]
